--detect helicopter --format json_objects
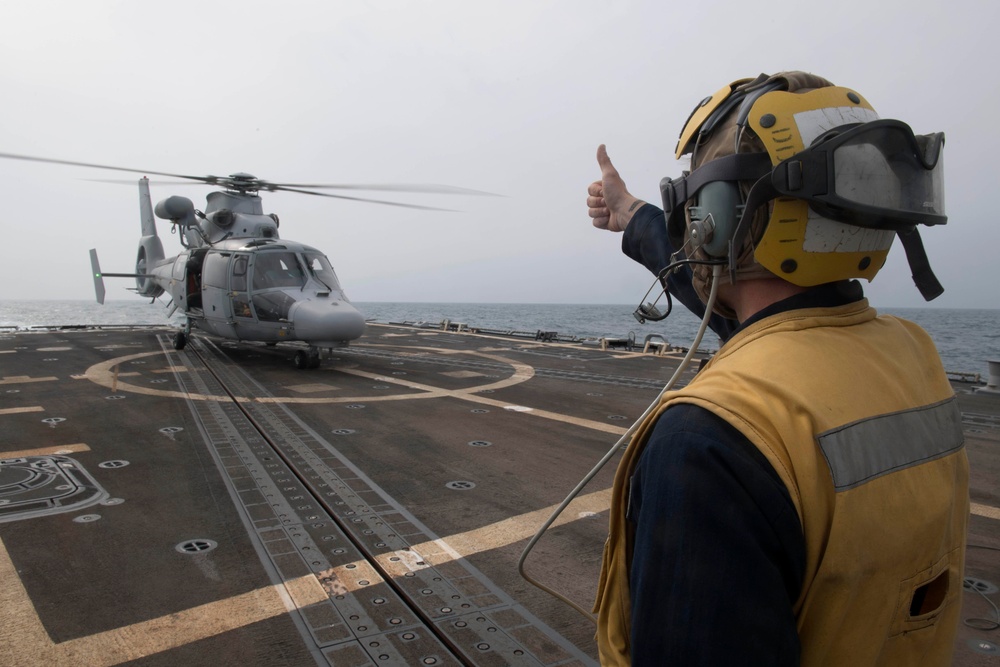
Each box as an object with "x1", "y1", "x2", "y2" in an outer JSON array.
[{"x1": 1, "y1": 152, "x2": 489, "y2": 369}]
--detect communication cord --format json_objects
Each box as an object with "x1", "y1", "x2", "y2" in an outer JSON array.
[{"x1": 517, "y1": 265, "x2": 723, "y2": 624}]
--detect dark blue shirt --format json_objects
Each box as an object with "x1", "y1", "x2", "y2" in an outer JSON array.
[
  {"x1": 621, "y1": 203, "x2": 864, "y2": 665},
  {"x1": 627, "y1": 405, "x2": 804, "y2": 665}
]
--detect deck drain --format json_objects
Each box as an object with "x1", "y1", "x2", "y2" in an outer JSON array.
[
  {"x1": 98, "y1": 460, "x2": 130, "y2": 469},
  {"x1": 608, "y1": 415, "x2": 628, "y2": 421},
  {"x1": 468, "y1": 441, "x2": 492, "y2": 448},
  {"x1": 175, "y1": 539, "x2": 218, "y2": 554},
  {"x1": 964, "y1": 577, "x2": 999, "y2": 595},
  {"x1": 391, "y1": 371, "x2": 407, "y2": 375},
  {"x1": 445, "y1": 481, "x2": 476, "y2": 491},
  {"x1": 332, "y1": 429, "x2": 356, "y2": 435},
  {"x1": 150, "y1": 379, "x2": 168, "y2": 384},
  {"x1": 41, "y1": 417, "x2": 65, "y2": 427},
  {"x1": 102, "y1": 498, "x2": 125, "y2": 505},
  {"x1": 5, "y1": 389, "x2": 20, "y2": 394},
  {"x1": 587, "y1": 392, "x2": 604, "y2": 397},
  {"x1": 967, "y1": 639, "x2": 998, "y2": 655},
  {"x1": 478, "y1": 389, "x2": 494, "y2": 394},
  {"x1": 105, "y1": 395, "x2": 126, "y2": 400},
  {"x1": 159, "y1": 427, "x2": 184, "y2": 435},
  {"x1": 73, "y1": 514, "x2": 101, "y2": 523},
  {"x1": 470, "y1": 409, "x2": 489, "y2": 414},
  {"x1": 372, "y1": 385, "x2": 390, "y2": 390},
  {"x1": 345, "y1": 404, "x2": 366, "y2": 410}
]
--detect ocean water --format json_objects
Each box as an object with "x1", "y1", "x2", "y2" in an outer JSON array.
[{"x1": 2, "y1": 299, "x2": 998, "y2": 380}]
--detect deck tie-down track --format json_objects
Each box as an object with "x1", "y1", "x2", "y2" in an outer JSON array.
[{"x1": 162, "y1": 335, "x2": 592, "y2": 667}]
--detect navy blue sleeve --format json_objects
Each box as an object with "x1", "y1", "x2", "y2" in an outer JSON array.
[
  {"x1": 621, "y1": 203, "x2": 737, "y2": 340},
  {"x1": 627, "y1": 403, "x2": 805, "y2": 666}
]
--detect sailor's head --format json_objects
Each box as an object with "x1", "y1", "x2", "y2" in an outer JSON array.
[{"x1": 662, "y1": 71, "x2": 947, "y2": 315}]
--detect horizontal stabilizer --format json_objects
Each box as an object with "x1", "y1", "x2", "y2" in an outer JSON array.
[
  {"x1": 89, "y1": 248, "x2": 153, "y2": 304},
  {"x1": 89, "y1": 249, "x2": 106, "y2": 305}
]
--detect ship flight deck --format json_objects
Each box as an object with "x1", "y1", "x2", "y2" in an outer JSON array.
[{"x1": 0, "y1": 323, "x2": 997, "y2": 665}]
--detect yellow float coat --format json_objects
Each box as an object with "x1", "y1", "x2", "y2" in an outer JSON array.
[{"x1": 595, "y1": 300, "x2": 968, "y2": 665}]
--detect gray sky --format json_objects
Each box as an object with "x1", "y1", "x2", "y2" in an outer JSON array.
[{"x1": 1, "y1": 0, "x2": 996, "y2": 308}]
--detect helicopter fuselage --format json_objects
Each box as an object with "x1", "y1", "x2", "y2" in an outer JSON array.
[{"x1": 147, "y1": 238, "x2": 366, "y2": 348}]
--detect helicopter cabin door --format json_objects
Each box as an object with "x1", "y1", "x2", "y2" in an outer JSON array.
[
  {"x1": 230, "y1": 254, "x2": 253, "y2": 336},
  {"x1": 200, "y1": 251, "x2": 238, "y2": 339}
]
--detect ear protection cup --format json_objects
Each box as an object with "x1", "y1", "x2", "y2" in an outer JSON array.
[{"x1": 686, "y1": 181, "x2": 743, "y2": 258}]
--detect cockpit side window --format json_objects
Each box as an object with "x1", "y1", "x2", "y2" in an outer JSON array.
[
  {"x1": 251, "y1": 252, "x2": 305, "y2": 290},
  {"x1": 304, "y1": 252, "x2": 342, "y2": 290}
]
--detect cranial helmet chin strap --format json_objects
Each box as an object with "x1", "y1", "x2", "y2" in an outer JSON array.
[{"x1": 897, "y1": 227, "x2": 944, "y2": 300}]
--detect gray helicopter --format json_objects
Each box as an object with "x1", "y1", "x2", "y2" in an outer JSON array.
[{"x1": 2, "y1": 153, "x2": 486, "y2": 369}]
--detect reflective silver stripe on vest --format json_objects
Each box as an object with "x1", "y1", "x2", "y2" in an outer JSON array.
[{"x1": 818, "y1": 397, "x2": 964, "y2": 492}]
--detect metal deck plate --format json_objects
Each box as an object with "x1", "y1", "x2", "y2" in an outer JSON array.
[{"x1": 0, "y1": 455, "x2": 108, "y2": 523}]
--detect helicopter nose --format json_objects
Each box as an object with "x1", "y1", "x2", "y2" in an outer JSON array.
[{"x1": 290, "y1": 298, "x2": 366, "y2": 344}]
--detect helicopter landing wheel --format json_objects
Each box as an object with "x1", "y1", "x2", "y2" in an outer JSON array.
[
  {"x1": 173, "y1": 331, "x2": 187, "y2": 351},
  {"x1": 294, "y1": 348, "x2": 321, "y2": 370}
]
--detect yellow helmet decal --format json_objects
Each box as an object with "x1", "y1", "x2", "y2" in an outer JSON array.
[{"x1": 746, "y1": 87, "x2": 893, "y2": 286}]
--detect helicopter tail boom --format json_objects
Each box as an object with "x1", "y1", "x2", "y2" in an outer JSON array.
[{"x1": 90, "y1": 248, "x2": 158, "y2": 304}]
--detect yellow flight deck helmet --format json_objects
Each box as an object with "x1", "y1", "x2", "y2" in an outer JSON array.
[{"x1": 660, "y1": 71, "x2": 946, "y2": 302}]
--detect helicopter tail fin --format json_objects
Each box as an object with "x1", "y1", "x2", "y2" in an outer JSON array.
[
  {"x1": 135, "y1": 178, "x2": 166, "y2": 298},
  {"x1": 139, "y1": 177, "x2": 157, "y2": 238},
  {"x1": 90, "y1": 249, "x2": 107, "y2": 305}
]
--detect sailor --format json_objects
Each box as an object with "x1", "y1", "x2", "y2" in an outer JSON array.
[{"x1": 586, "y1": 71, "x2": 968, "y2": 665}]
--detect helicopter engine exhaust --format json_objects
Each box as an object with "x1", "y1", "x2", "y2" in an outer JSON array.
[{"x1": 153, "y1": 195, "x2": 197, "y2": 227}]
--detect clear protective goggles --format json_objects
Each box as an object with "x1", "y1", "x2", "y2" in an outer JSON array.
[
  {"x1": 657, "y1": 117, "x2": 948, "y2": 301},
  {"x1": 771, "y1": 119, "x2": 945, "y2": 230}
]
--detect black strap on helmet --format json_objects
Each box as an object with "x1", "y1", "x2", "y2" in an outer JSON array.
[{"x1": 897, "y1": 227, "x2": 945, "y2": 300}]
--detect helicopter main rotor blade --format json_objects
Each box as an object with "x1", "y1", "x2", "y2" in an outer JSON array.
[
  {"x1": 0, "y1": 152, "x2": 223, "y2": 184},
  {"x1": 84, "y1": 177, "x2": 498, "y2": 197},
  {"x1": 84, "y1": 178, "x2": 207, "y2": 186},
  {"x1": 1, "y1": 151, "x2": 499, "y2": 201},
  {"x1": 275, "y1": 186, "x2": 458, "y2": 211},
  {"x1": 261, "y1": 182, "x2": 501, "y2": 196}
]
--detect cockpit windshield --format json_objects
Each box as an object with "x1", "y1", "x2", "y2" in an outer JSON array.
[
  {"x1": 303, "y1": 252, "x2": 342, "y2": 290},
  {"x1": 251, "y1": 252, "x2": 305, "y2": 290}
]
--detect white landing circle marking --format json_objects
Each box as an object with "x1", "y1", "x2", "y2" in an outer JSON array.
[{"x1": 84, "y1": 345, "x2": 535, "y2": 406}]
